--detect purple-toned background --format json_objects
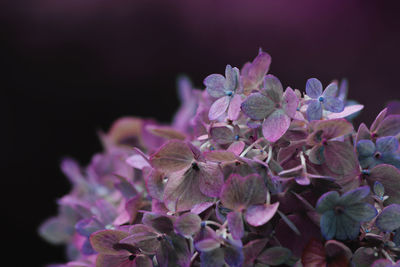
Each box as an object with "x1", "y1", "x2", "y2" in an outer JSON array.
[{"x1": 2, "y1": 0, "x2": 399, "y2": 265}]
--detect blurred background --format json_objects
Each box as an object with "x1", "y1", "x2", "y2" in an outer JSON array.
[{"x1": 2, "y1": 0, "x2": 400, "y2": 265}]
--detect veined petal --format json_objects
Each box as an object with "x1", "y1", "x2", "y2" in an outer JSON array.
[
  {"x1": 306, "y1": 100, "x2": 323, "y2": 121},
  {"x1": 306, "y1": 78, "x2": 323, "y2": 99},
  {"x1": 228, "y1": 94, "x2": 242, "y2": 121},
  {"x1": 262, "y1": 109, "x2": 290, "y2": 142},
  {"x1": 335, "y1": 213, "x2": 360, "y2": 240},
  {"x1": 339, "y1": 186, "x2": 370, "y2": 206},
  {"x1": 320, "y1": 210, "x2": 336, "y2": 240},
  {"x1": 204, "y1": 74, "x2": 226, "y2": 98},
  {"x1": 316, "y1": 191, "x2": 340, "y2": 214},
  {"x1": 376, "y1": 136, "x2": 399, "y2": 154},
  {"x1": 322, "y1": 83, "x2": 338, "y2": 98},
  {"x1": 262, "y1": 74, "x2": 283, "y2": 103},
  {"x1": 323, "y1": 96, "x2": 344, "y2": 113},
  {"x1": 356, "y1": 140, "x2": 376, "y2": 157},
  {"x1": 224, "y1": 65, "x2": 239, "y2": 91},
  {"x1": 344, "y1": 203, "x2": 377, "y2": 222},
  {"x1": 208, "y1": 96, "x2": 230, "y2": 121},
  {"x1": 241, "y1": 93, "x2": 275, "y2": 120},
  {"x1": 282, "y1": 87, "x2": 299, "y2": 118}
]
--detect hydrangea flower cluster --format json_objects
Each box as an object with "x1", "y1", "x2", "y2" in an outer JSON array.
[{"x1": 40, "y1": 51, "x2": 400, "y2": 267}]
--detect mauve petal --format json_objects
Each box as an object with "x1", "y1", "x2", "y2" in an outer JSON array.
[
  {"x1": 210, "y1": 126, "x2": 235, "y2": 145},
  {"x1": 282, "y1": 87, "x2": 299, "y2": 118},
  {"x1": 323, "y1": 141, "x2": 358, "y2": 175},
  {"x1": 228, "y1": 94, "x2": 242, "y2": 120},
  {"x1": 376, "y1": 136, "x2": 399, "y2": 154},
  {"x1": 175, "y1": 212, "x2": 201, "y2": 238},
  {"x1": 306, "y1": 78, "x2": 323, "y2": 99},
  {"x1": 323, "y1": 96, "x2": 344, "y2": 113},
  {"x1": 150, "y1": 140, "x2": 193, "y2": 173},
  {"x1": 306, "y1": 100, "x2": 323, "y2": 121},
  {"x1": 208, "y1": 96, "x2": 230, "y2": 121},
  {"x1": 227, "y1": 211, "x2": 244, "y2": 240},
  {"x1": 322, "y1": 83, "x2": 338, "y2": 98},
  {"x1": 376, "y1": 114, "x2": 400, "y2": 137},
  {"x1": 227, "y1": 141, "x2": 245, "y2": 155},
  {"x1": 89, "y1": 230, "x2": 130, "y2": 255},
  {"x1": 262, "y1": 109, "x2": 290, "y2": 142},
  {"x1": 242, "y1": 51, "x2": 272, "y2": 94},
  {"x1": 204, "y1": 74, "x2": 226, "y2": 98},
  {"x1": 245, "y1": 202, "x2": 279, "y2": 227},
  {"x1": 126, "y1": 154, "x2": 151, "y2": 170},
  {"x1": 198, "y1": 162, "x2": 224, "y2": 198},
  {"x1": 327, "y1": 104, "x2": 364, "y2": 119},
  {"x1": 356, "y1": 140, "x2": 376, "y2": 157},
  {"x1": 241, "y1": 93, "x2": 275, "y2": 120}
]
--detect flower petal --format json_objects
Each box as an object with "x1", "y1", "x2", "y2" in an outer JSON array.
[
  {"x1": 356, "y1": 140, "x2": 376, "y2": 157},
  {"x1": 282, "y1": 87, "x2": 299, "y2": 118},
  {"x1": 316, "y1": 191, "x2": 340, "y2": 214},
  {"x1": 262, "y1": 74, "x2": 283, "y2": 103},
  {"x1": 344, "y1": 203, "x2": 377, "y2": 222},
  {"x1": 227, "y1": 211, "x2": 244, "y2": 240},
  {"x1": 306, "y1": 78, "x2": 323, "y2": 99},
  {"x1": 376, "y1": 136, "x2": 399, "y2": 154},
  {"x1": 220, "y1": 174, "x2": 266, "y2": 211},
  {"x1": 204, "y1": 74, "x2": 226, "y2": 98},
  {"x1": 262, "y1": 109, "x2": 290, "y2": 142},
  {"x1": 208, "y1": 96, "x2": 230, "y2": 121},
  {"x1": 174, "y1": 212, "x2": 201, "y2": 238},
  {"x1": 198, "y1": 162, "x2": 224, "y2": 198},
  {"x1": 322, "y1": 83, "x2": 338, "y2": 98},
  {"x1": 227, "y1": 94, "x2": 242, "y2": 121},
  {"x1": 245, "y1": 202, "x2": 279, "y2": 227},
  {"x1": 224, "y1": 65, "x2": 239, "y2": 91},
  {"x1": 375, "y1": 204, "x2": 400, "y2": 232},
  {"x1": 150, "y1": 140, "x2": 193, "y2": 173},
  {"x1": 323, "y1": 96, "x2": 345, "y2": 113},
  {"x1": 323, "y1": 141, "x2": 358, "y2": 175},
  {"x1": 241, "y1": 93, "x2": 275, "y2": 120},
  {"x1": 306, "y1": 100, "x2": 323, "y2": 121}
]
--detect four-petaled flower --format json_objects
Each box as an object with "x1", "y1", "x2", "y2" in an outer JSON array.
[
  {"x1": 357, "y1": 136, "x2": 400, "y2": 170},
  {"x1": 306, "y1": 78, "x2": 344, "y2": 121},
  {"x1": 204, "y1": 64, "x2": 242, "y2": 121},
  {"x1": 316, "y1": 186, "x2": 377, "y2": 240},
  {"x1": 240, "y1": 75, "x2": 299, "y2": 142}
]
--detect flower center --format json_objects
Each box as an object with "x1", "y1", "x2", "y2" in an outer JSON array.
[
  {"x1": 318, "y1": 96, "x2": 324, "y2": 102},
  {"x1": 225, "y1": 91, "x2": 233, "y2": 96},
  {"x1": 129, "y1": 255, "x2": 135, "y2": 261},
  {"x1": 374, "y1": 152, "x2": 382, "y2": 159},
  {"x1": 234, "y1": 135, "x2": 240, "y2": 141},
  {"x1": 191, "y1": 162, "x2": 200, "y2": 171},
  {"x1": 334, "y1": 206, "x2": 345, "y2": 215}
]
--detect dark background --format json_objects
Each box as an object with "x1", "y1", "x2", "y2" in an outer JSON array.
[{"x1": 2, "y1": 0, "x2": 400, "y2": 265}]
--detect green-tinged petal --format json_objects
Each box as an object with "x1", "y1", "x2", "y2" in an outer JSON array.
[
  {"x1": 262, "y1": 109, "x2": 290, "y2": 142},
  {"x1": 220, "y1": 173, "x2": 266, "y2": 211},
  {"x1": 344, "y1": 203, "x2": 377, "y2": 222},
  {"x1": 90, "y1": 230, "x2": 130, "y2": 255},
  {"x1": 320, "y1": 210, "x2": 337, "y2": 240},
  {"x1": 174, "y1": 212, "x2": 201, "y2": 238},
  {"x1": 257, "y1": 246, "x2": 292, "y2": 266},
  {"x1": 262, "y1": 74, "x2": 283, "y2": 103},
  {"x1": 241, "y1": 93, "x2": 275, "y2": 120},
  {"x1": 316, "y1": 191, "x2": 340, "y2": 214},
  {"x1": 324, "y1": 141, "x2": 358, "y2": 175},
  {"x1": 356, "y1": 140, "x2": 375, "y2": 157},
  {"x1": 150, "y1": 140, "x2": 193, "y2": 173},
  {"x1": 339, "y1": 186, "x2": 370, "y2": 206}
]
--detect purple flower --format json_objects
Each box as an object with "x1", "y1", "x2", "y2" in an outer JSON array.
[
  {"x1": 241, "y1": 75, "x2": 299, "y2": 142},
  {"x1": 306, "y1": 78, "x2": 344, "y2": 121},
  {"x1": 204, "y1": 64, "x2": 242, "y2": 121}
]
